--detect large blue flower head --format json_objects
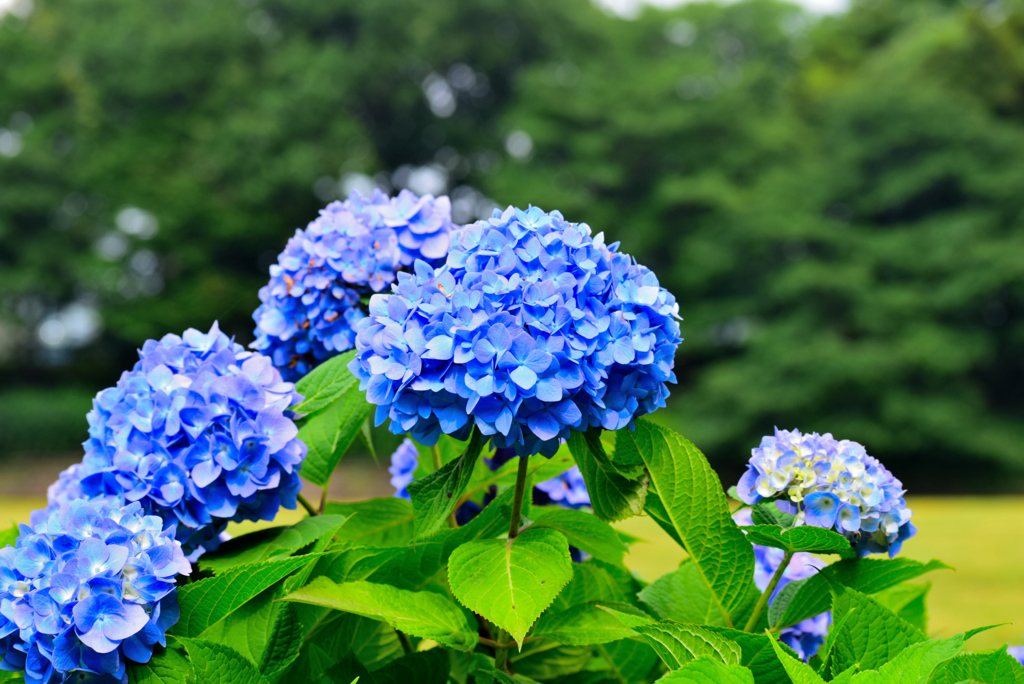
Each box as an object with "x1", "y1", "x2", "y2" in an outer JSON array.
[
  {"x1": 736, "y1": 428, "x2": 916, "y2": 557},
  {"x1": 1, "y1": 500, "x2": 190, "y2": 684},
  {"x1": 252, "y1": 189, "x2": 456, "y2": 381},
  {"x1": 349, "y1": 206, "x2": 682, "y2": 457},
  {"x1": 36, "y1": 323, "x2": 306, "y2": 556}
]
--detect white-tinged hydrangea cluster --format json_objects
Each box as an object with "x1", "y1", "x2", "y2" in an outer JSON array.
[{"x1": 736, "y1": 428, "x2": 916, "y2": 557}]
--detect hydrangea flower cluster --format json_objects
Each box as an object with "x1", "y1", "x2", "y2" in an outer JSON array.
[
  {"x1": 1010, "y1": 644, "x2": 1024, "y2": 666},
  {"x1": 253, "y1": 190, "x2": 456, "y2": 380},
  {"x1": 736, "y1": 428, "x2": 916, "y2": 557},
  {"x1": 350, "y1": 206, "x2": 682, "y2": 456},
  {"x1": 1, "y1": 500, "x2": 190, "y2": 683},
  {"x1": 36, "y1": 323, "x2": 306, "y2": 556},
  {"x1": 534, "y1": 466, "x2": 590, "y2": 509},
  {"x1": 388, "y1": 439, "x2": 419, "y2": 500}
]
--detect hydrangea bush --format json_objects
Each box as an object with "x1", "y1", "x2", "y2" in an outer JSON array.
[{"x1": 2, "y1": 196, "x2": 1020, "y2": 684}]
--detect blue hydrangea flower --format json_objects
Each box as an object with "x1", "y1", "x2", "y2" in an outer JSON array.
[
  {"x1": 1009, "y1": 644, "x2": 1024, "y2": 666},
  {"x1": 535, "y1": 466, "x2": 590, "y2": 509},
  {"x1": 349, "y1": 206, "x2": 682, "y2": 457},
  {"x1": 388, "y1": 439, "x2": 419, "y2": 500},
  {"x1": 35, "y1": 323, "x2": 307, "y2": 556},
  {"x1": 735, "y1": 428, "x2": 916, "y2": 557},
  {"x1": 1, "y1": 500, "x2": 190, "y2": 684},
  {"x1": 253, "y1": 189, "x2": 456, "y2": 381}
]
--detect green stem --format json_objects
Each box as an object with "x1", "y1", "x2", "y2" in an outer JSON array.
[
  {"x1": 495, "y1": 453, "x2": 531, "y2": 671},
  {"x1": 743, "y1": 550, "x2": 792, "y2": 633},
  {"x1": 318, "y1": 486, "x2": 328, "y2": 515},
  {"x1": 297, "y1": 492, "x2": 318, "y2": 517},
  {"x1": 432, "y1": 443, "x2": 443, "y2": 471}
]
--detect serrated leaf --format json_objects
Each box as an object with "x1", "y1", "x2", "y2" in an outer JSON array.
[
  {"x1": 448, "y1": 526, "x2": 573, "y2": 644},
  {"x1": 552, "y1": 561, "x2": 636, "y2": 612},
  {"x1": 127, "y1": 642, "x2": 193, "y2": 684},
  {"x1": 630, "y1": 622, "x2": 742, "y2": 669},
  {"x1": 704, "y1": 627, "x2": 804, "y2": 684},
  {"x1": 409, "y1": 428, "x2": 485, "y2": 539},
  {"x1": 289, "y1": 614, "x2": 403, "y2": 678},
  {"x1": 567, "y1": 429, "x2": 648, "y2": 522},
  {"x1": 742, "y1": 525, "x2": 853, "y2": 556},
  {"x1": 201, "y1": 515, "x2": 346, "y2": 574},
  {"x1": 281, "y1": 577, "x2": 478, "y2": 650},
  {"x1": 926, "y1": 648, "x2": 1024, "y2": 684},
  {"x1": 172, "y1": 555, "x2": 317, "y2": 637},
  {"x1": 857, "y1": 633, "x2": 967, "y2": 684},
  {"x1": 298, "y1": 384, "x2": 373, "y2": 486},
  {"x1": 750, "y1": 502, "x2": 796, "y2": 529},
  {"x1": 511, "y1": 640, "x2": 593, "y2": 680},
  {"x1": 774, "y1": 558, "x2": 950, "y2": 631},
  {"x1": 872, "y1": 582, "x2": 931, "y2": 633},
  {"x1": 471, "y1": 653, "x2": 545, "y2": 684},
  {"x1": 654, "y1": 656, "x2": 755, "y2": 683},
  {"x1": 292, "y1": 350, "x2": 358, "y2": 416},
  {"x1": 531, "y1": 507, "x2": 628, "y2": 566},
  {"x1": 829, "y1": 584, "x2": 925, "y2": 676},
  {"x1": 178, "y1": 637, "x2": 271, "y2": 684},
  {"x1": 325, "y1": 498, "x2": 414, "y2": 547},
  {"x1": 618, "y1": 420, "x2": 756, "y2": 627},
  {"x1": 597, "y1": 639, "x2": 662, "y2": 684},
  {"x1": 532, "y1": 601, "x2": 647, "y2": 645},
  {"x1": 639, "y1": 561, "x2": 732, "y2": 627},
  {"x1": 259, "y1": 603, "x2": 304, "y2": 680},
  {"x1": 766, "y1": 632, "x2": 827, "y2": 684},
  {"x1": 364, "y1": 649, "x2": 451, "y2": 684}
]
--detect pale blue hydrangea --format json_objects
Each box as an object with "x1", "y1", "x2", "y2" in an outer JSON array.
[
  {"x1": 35, "y1": 323, "x2": 306, "y2": 557},
  {"x1": 535, "y1": 466, "x2": 590, "y2": 509},
  {"x1": 253, "y1": 190, "x2": 455, "y2": 380},
  {"x1": 388, "y1": 439, "x2": 418, "y2": 500},
  {"x1": 349, "y1": 206, "x2": 681, "y2": 457},
  {"x1": 1, "y1": 500, "x2": 190, "y2": 684},
  {"x1": 1009, "y1": 644, "x2": 1024, "y2": 666},
  {"x1": 736, "y1": 428, "x2": 916, "y2": 557}
]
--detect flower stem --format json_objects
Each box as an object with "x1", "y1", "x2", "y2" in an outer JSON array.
[
  {"x1": 318, "y1": 486, "x2": 328, "y2": 515},
  {"x1": 297, "y1": 492, "x2": 318, "y2": 517},
  {"x1": 495, "y1": 453, "x2": 531, "y2": 671},
  {"x1": 432, "y1": 443, "x2": 443, "y2": 471},
  {"x1": 743, "y1": 550, "x2": 792, "y2": 633}
]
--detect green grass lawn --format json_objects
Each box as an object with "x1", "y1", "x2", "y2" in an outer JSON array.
[{"x1": 3, "y1": 495, "x2": 1021, "y2": 651}]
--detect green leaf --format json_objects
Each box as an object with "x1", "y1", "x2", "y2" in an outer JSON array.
[
  {"x1": 618, "y1": 419, "x2": 756, "y2": 627},
  {"x1": 858, "y1": 633, "x2": 967, "y2": 683},
  {"x1": 297, "y1": 382, "x2": 373, "y2": 487},
  {"x1": 741, "y1": 524, "x2": 853, "y2": 556},
  {"x1": 766, "y1": 632, "x2": 826, "y2": 684},
  {"x1": 471, "y1": 653, "x2": 545, "y2": 684},
  {"x1": 288, "y1": 614, "x2": 403, "y2": 678},
  {"x1": 325, "y1": 498, "x2": 414, "y2": 547},
  {"x1": 630, "y1": 622, "x2": 742, "y2": 669},
  {"x1": 0, "y1": 523, "x2": 18, "y2": 550},
  {"x1": 408, "y1": 428, "x2": 485, "y2": 539},
  {"x1": 567, "y1": 429, "x2": 648, "y2": 522},
  {"x1": 511, "y1": 640, "x2": 593, "y2": 681},
  {"x1": 281, "y1": 577, "x2": 479, "y2": 650},
  {"x1": 292, "y1": 350, "x2": 358, "y2": 416},
  {"x1": 200, "y1": 515, "x2": 346, "y2": 574},
  {"x1": 552, "y1": 561, "x2": 637, "y2": 611},
  {"x1": 172, "y1": 555, "x2": 317, "y2": 637},
  {"x1": 774, "y1": 558, "x2": 950, "y2": 631},
  {"x1": 639, "y1": 561, "x2": 735, "y2": 627},
  {"x1": 259, "y1": 603, "x2": 304, "y2": 680},
  {"x1": 364, "y1": 649, "x2": 451, "y2": 684},
  {"x1": 872, "y1": 582, "x2": 931, "y2": 633},
  {"x1": 461, "y1": 445, "x2": 575, "y2": 505},
  {"x1": 654, "y1": 656, "x2": 755, "y2": 684},
  {"x1": 829, "y1": 584, "x2": 925, "y2": 676},
  {"x1": 531, "y1": 601, "x2": 648, "y2": 645},
  {"x1": 178, "y1": 637, "x2": 271, "y2": 684},
  {"x1": 531, "y1": 507, "x2": 628, "y2": 566},
  {"x1": 926, "y1": 647, "x2": 1024, "y2": 684},
  {"x1": 127, "y1": 642, "x2": 193, "y2": 684},
  {"x1": 704, "y1": 628, "x2": 803, "y2": 684},
  {"x1": 596, "y1": 639, "x2": 662, "y2": 684},
  {"x1": 750, "y1": 502, "x2": 796, "y2": 528},
  {"x1": 448, "y1": 526, "x2": 573, "y2": 644}
]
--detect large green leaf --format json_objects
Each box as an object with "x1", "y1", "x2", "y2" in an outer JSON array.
[
  {"x1": 773, "y1": 558, "x2": 950, "y2": 631},
  {"x1": 847, "y1": 633, "x2": 967, "y2": 684},
  {"x1": 926, "y1": 648, "x2": 1024, "y2": 684},
  {"x1": 531, "y1": 506, "x2": 628, "y2": 566},
  {"x1": 287, "y1": 614, "x2": 403, "y2": 679},
  {"x1": 259, "y1": 603, "x2": 304, "y2": 681},
  {"x1": 552, "y1": 561, "x2": 637, "y2": 612},
  {"x1": 639, "y1": 561, "x2": 733, "y2": 627},
  {"x1": 531, "y1": 601, "x2": 648, "y2": 645},
  {"x1": 325, "y1": 498, "x2": 413, "y2": 547},
  {"x1": 655, "y1": 656, "x2": 755, "y2": 684},
  {"x1": 408, "y1": 428, "x2": 485, "y2": 538},
  {"x1": 630, "y1": 622, "x2": 742, "y2": 669},
  {"x1": 704, "y1": 628, "x2": 803, "y2": 684},
  {"x1": 171, "y1": 555, "x2": 317, "y2": 637},
  {"x1": 126, "y1": 642, "x2": 193, "y2": 684},
  {"x1": 510, "y1": 640, "x2": 593, "y2": 681},
  {"x1": 597, "y1": 639, "x2": 662, "y2": 684},
  {"x1": 618, "y1": 419, "x2": 756, "y2": 627},
  {"x1": 766, "y1": 632, "x2": 826, "y2": 684},
  {"x1": 297, "y1": 382, "x2": 373, "y2": 487},
  {"x1": 741, "y1": 524, "x2": 852, "y2": 556},
  {"x1": 292, "y1": 350, "x2": 358, "y2": 416},
  {"x1": 364, "y1": 649, "x2": 451, "y2": 684},
  {"x1": 872, "y1": 582, "x2": 931, "y2": 633},
  {"x1": 448, "y1": 525, "x2": 573, "y2": 644},
  {"x1": 178, "y1": 637, "x2": 271, "y2": 684},
  {"x1": 281, "y1": 577, "x2": 479, "y2": 650},
  {"x1": 567, "y1": 429, "x2": 647, "y2": 522},
  {"x1": 200, "y1": 515, "x2": 346, "y2": 574},
  {"x1": 828, "y1": 584, "x2": 925, "y2": 676}
]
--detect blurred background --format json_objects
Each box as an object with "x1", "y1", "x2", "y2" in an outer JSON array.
[{"x1": 1, "y1": 0, "x2": 1023, "y2": 649}]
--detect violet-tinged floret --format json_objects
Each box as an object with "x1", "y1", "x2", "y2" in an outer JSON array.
[
  {"x1": 735, "y1": 428, "x2": 916, "y2": 557},
  {"x1": 535, "y1": 466, "x2": 590, "y2": 509},
  {"x1": 388, "y1": 439, "x2": 419, "y2": 500},
  {"x1": 1, "y1": 500, "x2": 190, "y2": 684},
  {"x1": 34, "y1": 323, "x2": 306, "y2": 557},
  {"x1": 253, "y1": 189, "x2": 456, "y2": 380},
  {"x1": 349, "y1": 206, "x2": 682, "y2": 456}
]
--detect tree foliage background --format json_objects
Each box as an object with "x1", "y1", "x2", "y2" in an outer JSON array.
[{"x1": 1, "y1": 0, "x2": 1022, "y2": 490}]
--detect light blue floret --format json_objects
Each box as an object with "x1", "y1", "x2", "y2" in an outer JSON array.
[
  {"x1": 388, "y1": 439, "x2": 419, "y2": 500},
  {"x1": 350, "y1": 206, "x2": 682, "y2": 457}
]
